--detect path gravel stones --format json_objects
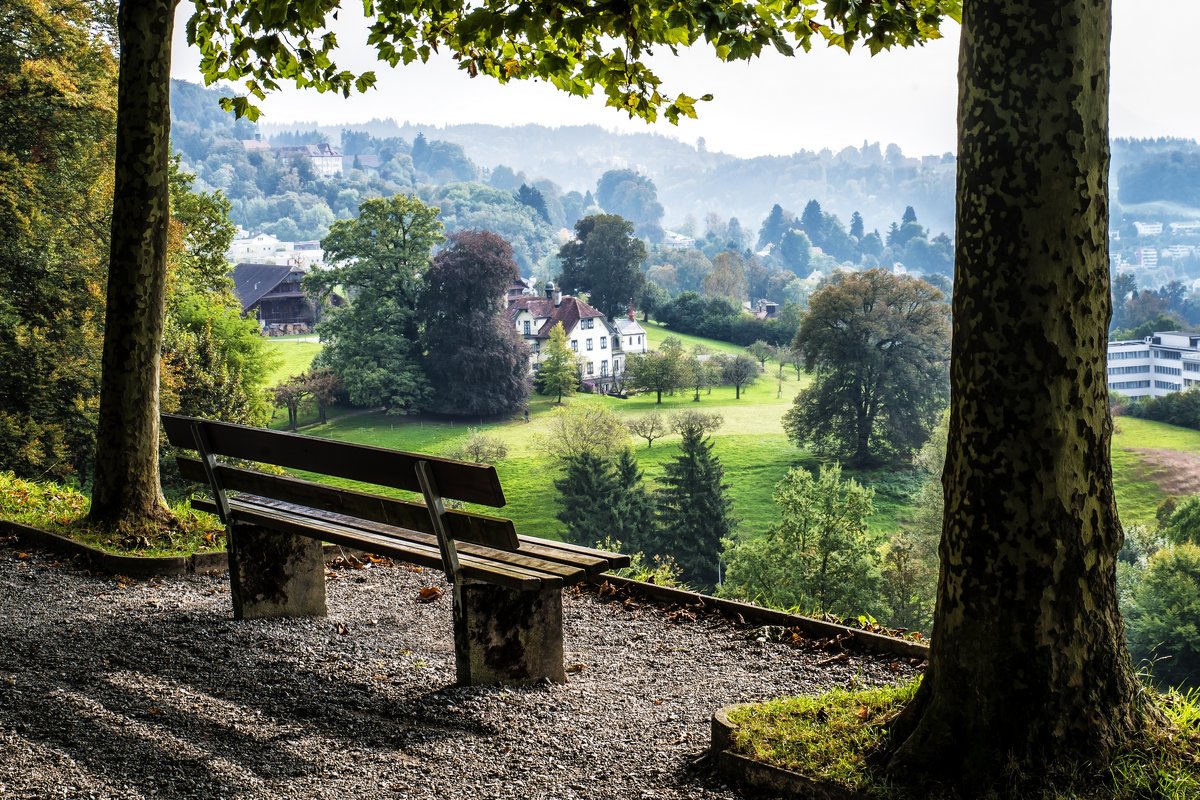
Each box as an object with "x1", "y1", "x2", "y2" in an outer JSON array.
[{"x1": 0, "y1": 544, "x2": 915, "y2": 799}]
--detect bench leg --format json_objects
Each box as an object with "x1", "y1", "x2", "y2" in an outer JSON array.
[
  {"x1": 227, "y1": 524, "x2": 327, "y2": 620},
  {"x1": 453, "y1": 581, "x2": 566, "y2": 686}
]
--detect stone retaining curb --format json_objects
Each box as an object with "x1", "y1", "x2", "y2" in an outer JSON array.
[
  {"x1": 0, "y1": 520, "x2": 227, "y2": 577},
  {"x1": 587, "y1": 573, "x2": 929, "y2": 660},
  {"x1": 711, "y1": 705, "x2": 869, "y2": 800}
]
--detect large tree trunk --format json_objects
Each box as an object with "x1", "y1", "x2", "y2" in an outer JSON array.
[
  {"x1": 88, "y1": 0, "x2": 178, "y2": 529},
  {"x1": 886, "y1": 0, "x2": 1146, "y2": 789}
]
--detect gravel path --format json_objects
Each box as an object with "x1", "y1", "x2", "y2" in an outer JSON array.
[{"x1": 0, "y1": 544, "x2": 915, "y2": 799}]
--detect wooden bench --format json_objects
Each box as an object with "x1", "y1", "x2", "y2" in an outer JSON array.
[{"x1": 161, "y1": 413, "x2": 629, "y2": 685}]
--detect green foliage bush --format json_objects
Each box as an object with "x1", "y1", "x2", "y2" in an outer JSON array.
[
  {"x1": 1126, "y1": 389, "x2": 1200, "y2": 432},
  {"x1": 1125, "y1": 544, "x2": 1200, "y2": 689},
  {"x1": 721, "y1": 463, "x2": 880, "y2": 618}
]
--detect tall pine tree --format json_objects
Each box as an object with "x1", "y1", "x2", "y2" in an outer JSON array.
[
  {"x1": 612, "y1": 449, "x2": 657, "y2": 555},
  {"x1": 654, "y1": 426, "x2": 736, "y2": 589},
  {"x1": 554, "y1": 451, "x2": 620, "y2": 545}
]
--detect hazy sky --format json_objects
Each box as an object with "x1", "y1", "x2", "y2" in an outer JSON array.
[{"x1": 170, "y1": 2, "x2": 1198, "y2": 159}]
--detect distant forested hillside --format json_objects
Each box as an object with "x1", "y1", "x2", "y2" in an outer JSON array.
[
  {"x1": 263, "y1": 118, "x2": 959, "y2": 237},
  {"x1": 1114, "y1": 138, "x2": 1200, "y2": 209}
]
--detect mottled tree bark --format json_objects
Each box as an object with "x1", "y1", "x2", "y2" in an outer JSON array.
[
  {"x1": 88, "y1": 0, "x2": 178, "y2": 529},
  {"x1": 886, "y1": 0, "x2": 1147, "y2": 789}
]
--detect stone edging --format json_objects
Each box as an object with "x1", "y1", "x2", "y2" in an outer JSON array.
[
  {"x1": 0, "y1": 519, "x2": 228, "y2": 577},
  {"x1": 711, "y1": 705, "x2": 869, "y2": 800},
  {"x1": 586, "y1": 573, "x2": 928, "y2": 660}
]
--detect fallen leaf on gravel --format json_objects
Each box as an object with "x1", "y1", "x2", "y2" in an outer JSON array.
[
  {"x1": 566, "y1": 663, "x2": 587, "y2": 673},
  {"x1": 417, "y1": 586, "x2": 442, "y2": 603},
  {"x1": 16, "y1": 552, "x2": 29, "y2": 559},
  {"x1": 336, "y1": 622, "x2": 349, "y2": 635}
]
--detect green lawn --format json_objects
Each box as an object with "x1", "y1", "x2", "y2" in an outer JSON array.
[
  {"x1": 262, "y1": 337, "x2": 321, "y2": 386},
  {"x1": 1111, "y1": 416, "x2": 1200, "y2": 525},
  {"x1": 255, "y1": 328, "x2": 1200, "y2": 543},
  {"x1": 642, "y1": 320, "x2": 751, "y2": 357}
]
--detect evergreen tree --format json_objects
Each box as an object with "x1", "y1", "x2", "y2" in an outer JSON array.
[
  {"x1": 849, "y1": 211, "x2": 866, "y2": 240},
  {"x1": 612, "y1": 449, "x2": 657, "y2": 555},
  {"x1": 902, "y1": 205, "x2": 918, "y2": 225},
  {"x1": 756, "y1": 203, "x2": 794, "y2": 250},
  {"x1": 515, "y1": 183, "x2": 551, "y2": 223},
  {"x1": 654, "y1": 424, "x2": 736, "y2": 589},
  {"x1": 420, "y1": 230, "x2": 530, "y2": 416},
  {"x1": 554, "y1": 451, "x2": 620, "y2": 545},
  {"x1": 535, "y1": 323, "x2": 578, "y2": 403},
  {"x1": 799, "y1": 199, "x2": 826, "y2": 244}
]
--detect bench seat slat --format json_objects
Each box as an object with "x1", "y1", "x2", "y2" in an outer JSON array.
[
  {"x1": 163, "y1": 414, "x2": 505, "y2": 507},
  {"x1": 177, "y1": 457, "x2": 520, "y2": 550},
  {"x1": 189, "y1": 493, "x2": 622, "y2": 576},
  {"x1": 238, "y1": 495, "x2": 588, "y2": 585},
  {"x1": 228, "y1": 504, "x2": 558, "y2": 591},
  {"x1": 515, "y1": 535, "x2": 633, "y2": 569}
]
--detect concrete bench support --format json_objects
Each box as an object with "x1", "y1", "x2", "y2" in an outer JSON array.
[
  {"x1": 453, "y1": 581, "x2": 566, "y2": 685},
  {"x1": 229, "y1": 524, "x2": 327, "y2": 620}
]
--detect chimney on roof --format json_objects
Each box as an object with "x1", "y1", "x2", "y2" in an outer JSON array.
[
  {"x1": 628, "y1": 303, "x2": 636, "y2": 321},
  {"x1": 546, "y1": 281, "x2": 562, "y2": 306},
  {"x1": 554, "y1": 286, "x2": 562, "y2": 306}
]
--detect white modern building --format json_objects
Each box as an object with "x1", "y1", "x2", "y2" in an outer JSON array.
[
  {"x1": 1107, "y1": 331, "x2": 1200, "y2": 400},
  {"x1": 508, "y1": 283, "x2": 648, "y2": 390},
  {"x1": 226, "y1": 233, "x2": 326, "y2": 269}
]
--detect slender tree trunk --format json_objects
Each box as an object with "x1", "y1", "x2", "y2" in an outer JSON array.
[
  {"x1": 88, "y1": 0, "x2": 178, "y2": 529},
  {"x1": 886, "y1": 0, "x2": 1147, "y2": 789}
]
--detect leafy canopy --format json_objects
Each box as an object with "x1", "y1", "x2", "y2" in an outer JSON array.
[{"x1": 187, "y1": 0, "x2": 959, "y2": 124}]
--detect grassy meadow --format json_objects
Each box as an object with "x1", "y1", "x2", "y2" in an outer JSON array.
[{"x1": 262, "y1": 333, "x2": 1200, "y2": 544}]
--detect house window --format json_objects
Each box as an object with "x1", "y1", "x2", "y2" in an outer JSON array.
[
  {"x1": 600, "y1": 336, "x2": 607, "y2": 349},
  {"x1": 601, "y1": 360, "x2": 609, "y2": 377},
  {"x1": 533, "y1": 342, "x2": 540, "y2": 352},
  {"x1": 582, "y1": 318, "x2": 594, "y2": 329},
  {"x1": 638, "y1": 335, "x2": 643, "y2": 345},
  {"x1": 523, "y1": 320, "x2": 531, "y2": 335},
  {"x1": 587, "y1": 363, "x2": 594, "y2": 375},
  {"x1": 586, "y1": 339, "x2": 593, "y2": 351},
  {"x1": 571, "y1": 340, "x2": 578, "y2": 351}
]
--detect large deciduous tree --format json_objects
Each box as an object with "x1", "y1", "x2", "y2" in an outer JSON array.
[
  {"x1": 306, "y1": 195, "x2": 443, "y2": 413},
  {"x1": 420, "y1": 230, "x2": 530, "y2": 416},
  {"x1": 783, "y1": 269, "x2": 950, "y2": 466},
  {"x1": 883, "y1": 1, "x2": 1154, "y2": 791},
  {"x1": 557, "y1": 214, "x2": 647, "y2": 320},
  {"x1": 0, "y1": 0, "x2": 114, "y2": 484}
]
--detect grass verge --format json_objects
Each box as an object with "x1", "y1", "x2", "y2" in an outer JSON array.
[
  {"x1": 0, "y1": 471, "x2": 224, "y2": 557},
  {"x1": 726, "y1": 682, "x2": 1200, "y2": 799}
]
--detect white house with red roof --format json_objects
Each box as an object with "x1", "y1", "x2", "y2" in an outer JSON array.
[{"x1": 508, "y1": 283, "x2": 647, "y2": 389}]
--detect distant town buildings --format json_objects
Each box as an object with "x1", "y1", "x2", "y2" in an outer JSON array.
[
  {"x1": 1107, "y1": 330, "x2": 1200, "y2": 399},
  {"x1": 240, "y1": 136, "x2": 344, "y2": 178},
  {"x1": 1133, "y1": 221, "x2": 1164, "y2": 237},
  {"x1": 226, "y1": 233, "x2": 326, "y2": 269}
]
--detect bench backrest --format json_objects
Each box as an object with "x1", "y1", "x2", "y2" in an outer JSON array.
[
  {"x1": 162, "y1": 414, "x2": 505, "y2": 506},
  {"x1": 162, "y1": 414, "x2": 518, "y2": 580}
]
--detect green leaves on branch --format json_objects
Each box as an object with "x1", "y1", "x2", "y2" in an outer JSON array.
[{"x1": 188, "y1": 0, "x2": 959, "y2": 123}]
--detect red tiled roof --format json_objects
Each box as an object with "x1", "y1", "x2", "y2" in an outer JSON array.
[{"x1": 508, "y1": 295, "x2": 605, "y2": 338}]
